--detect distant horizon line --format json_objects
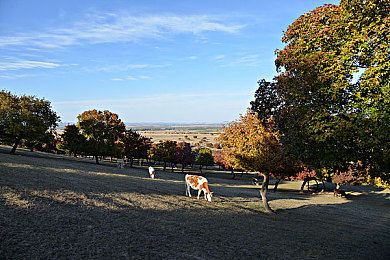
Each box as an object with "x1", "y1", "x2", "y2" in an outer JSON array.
[{"x1": 58, "y1": 122, "x2": 228, "y2": 126}]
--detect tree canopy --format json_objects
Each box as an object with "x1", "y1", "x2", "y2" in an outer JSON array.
[
  {"x1": 77, "y1": 109, "x2": 126, "y2": 164},
  {"x1": 219, "y1": 110, "x2": 282, "y2": 213},
  {"x1": 149, "y1": 140, "x2": 177, "y2": 171},
  {"x1": 172, "y1": 142, "x2": 196, "y2": 172},
  {"x1": 0, "y1": 90, "x2": 59, "y2": 154},
  {"x1": 195, "y1": 147, "x2": 214, "y2": 173},
  {"x1": 268, "y1": 0, "x2": 390, "y2": 183},
  {"x1": 121, "y1": 129, "x2": 151, "y2": 167},
  {"x1": 60, "y1": 124, "x2": 88, "y2": 157}
]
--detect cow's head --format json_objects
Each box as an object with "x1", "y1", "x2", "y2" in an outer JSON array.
[{"x1": 206, "y1": 192, "x2": 213, "y2": 202}]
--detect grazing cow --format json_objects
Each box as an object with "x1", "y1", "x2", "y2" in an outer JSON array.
[
  {"x1": 149, "y1": 166, "x2": 155, "y2": 179},
  {"x1": 334, "y1": 188, "x2": 346, "y2": 198},
  {"x1": 185, "y1": 174, "x2": 213, "y2": 201},
  {"x1": 117, "y1": 159, "x2": 124, "y2": 169},
  {"x1": 252, "y1": 177, "x2": 260, "y2": 186}
]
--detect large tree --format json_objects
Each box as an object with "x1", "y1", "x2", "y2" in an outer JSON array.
[
  {"x1": 172, "y1": 142, "x2": 196, "y2": 173},
  {"x1": 0, "y1": 90, "x2": 59, "y2": 154},
  {"x1": 273, "y1": 0, "x2": 390, "y2": 181},
  {"x1": 77, "y1": 110, "x2": 126, "y2": 164},
  {"x1": 195, "y1": 147, "x2": 214, "y2": 173},
  {"x1": 149, "y1": 140, "x2": 177, "y2": 171},
  {"x1": 121, "y1": 129, "x2": 151, "y2": 167},
  {"x1": 219, "y1": 110, "x2": 282, "y2": 214},
  {"x1": 60, "y1": 124, "x2": 88, "y2": 157}
]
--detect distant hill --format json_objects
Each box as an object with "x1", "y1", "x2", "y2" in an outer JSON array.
[{"x1": 56, "y1": 122, "x2": 224, "y2": 133}]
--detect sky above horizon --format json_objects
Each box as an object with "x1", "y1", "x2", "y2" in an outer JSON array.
[{"x1": 0, "y1": 0, "x2": 339, "y2": 123}]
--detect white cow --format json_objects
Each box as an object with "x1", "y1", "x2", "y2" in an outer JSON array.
[
  {"x1": 117, "y1": 159, "x2": 124, "y2": 169},
  {"x1": 185, "y1": 174, "x2": 213, "y2": 201},
  {"x1": 149, "y1": 166, "x2": 155, "y2": 179}
]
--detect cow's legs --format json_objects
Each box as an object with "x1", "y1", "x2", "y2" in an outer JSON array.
[
  {"x1": 186, "y1": 184, "x2": 192, "y2": 197},
  {"x1": 197, "y1": 189, "x2": 202, "y2": 199}
]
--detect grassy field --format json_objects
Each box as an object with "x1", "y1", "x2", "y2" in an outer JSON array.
[{"x1": 1, "y1": 146, "x2": 389, "y2": 259}]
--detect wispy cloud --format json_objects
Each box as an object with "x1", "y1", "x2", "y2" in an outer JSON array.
[
  {"x1": 0, "y1": 59, "x2": 60, "y2": 71},
  {"x1": 126, "y1": 76, "x2": 138, "y2": 81},
  {"x1": 0, "y1": 13, "x2": 245, "y2": 49},
  {"x1": 0, "y1": 73, "x2": 38, "y2": 79},
  {"x1": 185, "y1": 56, "x2": 198, "y2": 60},
  {"x1": 90, "y1": 63, "x2": 169, "y2": 73},
  {"x1": 222, "y1": 54, "x2": 262, "y2": 67},
  {"x1": 212, "y1": 55, "x2": 225, "y2": 60},
  {"x1": 53, "y1": 91, "x2": 252, "y2": 105},
  {"x1": 111, "y1": 75, "x2": 151, "y2": 81}
]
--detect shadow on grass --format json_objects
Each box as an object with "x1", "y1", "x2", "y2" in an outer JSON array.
[{"x1": 1, "y1": 187, "x2": 389, "y2": 260}]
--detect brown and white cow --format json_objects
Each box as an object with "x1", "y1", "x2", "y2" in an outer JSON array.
[
  {"x1": 334, "y1": 188, "x2": 346, "y2": 198},
  {"x1": 149, "y1": 166, "x2": 155, "y2": 179},
  {"x1": 185, "y1": 174, "x2": 213, "y2": 201}
]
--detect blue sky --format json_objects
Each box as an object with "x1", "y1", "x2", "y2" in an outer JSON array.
[{"x1": 0, "y1": 0, "x2": 339, "y2": 123}]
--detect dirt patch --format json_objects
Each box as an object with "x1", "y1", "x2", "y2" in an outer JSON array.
[{"x1": 1, "y1": 147, "x2": 389, "y2": 259}]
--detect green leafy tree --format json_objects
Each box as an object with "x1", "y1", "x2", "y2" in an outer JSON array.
[
  {"x1": 121, "y1": 129, "x2": 151, "y2": 167},
  {"x1": 77, "y1": 110, "x2": 126, "y2": 164},
  {"x1": 0, "y1": 90, "x2": 60, "y2": 154},
  {"x1": 60, "y1": 124, "x2": 87, "y2": 157},
  {"x1": 195, "y1": 147, "x2": 214, "y2": 173},
  {"x1": 250, "y1": 79, "x2": 282, "y2": 121},
  {"x1": 273, "y1": 0, "x2": 390, "y2": 182},
  {"x1": 149, "y1": 140, "x2": 177, "y2": 171},
  {"x1": 219, "y1": 110, "x2": 282, "y2": 214}
]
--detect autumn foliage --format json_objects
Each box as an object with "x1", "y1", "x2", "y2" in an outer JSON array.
[
  {"x1": 0, "y1": 90, "x2": 59, "y2": 154},
  {"x1": 250, "y1": 0, "x2": 390, "y2": 186},
  {"x1": 218, "y1": 110, "x2": 282, "y2": 213}
]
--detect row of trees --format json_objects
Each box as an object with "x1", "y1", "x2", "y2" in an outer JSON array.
[
  {"x1": 0, "y1": 91, "x2": 217, "y2": 173},
  {"x1": 61, "y1": 110, "x2": 217, "y2": 171},
  {"x1": 218, "y1": 0, "x2": 390, "y2": 213}
]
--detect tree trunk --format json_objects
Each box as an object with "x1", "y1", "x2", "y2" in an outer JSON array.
[
  {"x1": 10, "y1": 138, "x2": 21, "y2": 154},
  {"x1": 300, "y1": 177, "x2": 317, "y2": 192},
  {"x1": 130, "y1": 158, "x2": 134, "y2": 168},
  {"x1": 199, "y1": 165, "x2": 203, "y2": 174},
  {"x1": 181, "y1": 164, "x2": 185, "y2": 173},
  {"x1": 95, "y1": 155, "x2": 100, "y2": 165},
  {"x1": 259, "y1": 173, "x2": 276, "y2": 214},
  {"x1": 163, "y1": 161, "x2": 166, "y2": 171},
  {"x1": 273, "y1": 178, "x2": 281, "y2": 192}
]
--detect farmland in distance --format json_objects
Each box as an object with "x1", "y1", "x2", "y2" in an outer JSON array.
[{"x1": 127, "y1": 123, "x2": 222, "y2": 146}]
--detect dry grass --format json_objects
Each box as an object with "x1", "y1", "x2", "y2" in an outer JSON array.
[{"x1": 1, "y1": 146, "x2": 389, "y2": 259}]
